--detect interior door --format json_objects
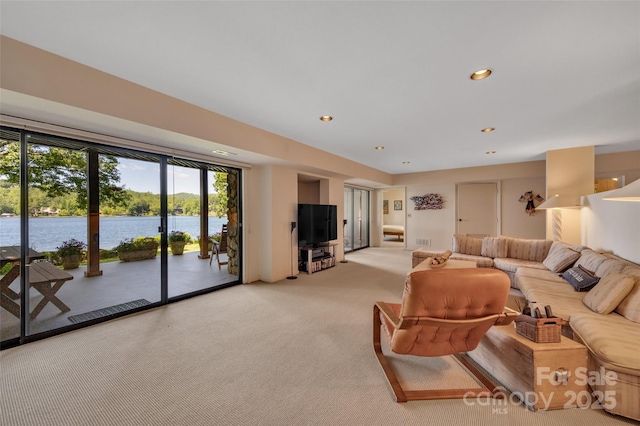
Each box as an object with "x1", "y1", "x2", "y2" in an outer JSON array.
[{"x1": 457, "y1": 183, "x2": 498, "y2": 237}]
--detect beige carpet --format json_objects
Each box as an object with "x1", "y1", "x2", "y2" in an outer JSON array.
[{"x1": 1, "y1": 247, "x2": 637, "y2": 426}]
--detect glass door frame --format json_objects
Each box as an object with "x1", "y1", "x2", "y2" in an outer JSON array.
[
  {"x1": 343, "y1": 186, "x2": 370, "y2": 253},
  {"x1": 1, "y1": 126, "x2": 243, "y2": 349}
]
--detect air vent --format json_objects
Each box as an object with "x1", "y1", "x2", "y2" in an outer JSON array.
[{"x1": 415, "y1": 238, "x2": 431, "y2": 247}]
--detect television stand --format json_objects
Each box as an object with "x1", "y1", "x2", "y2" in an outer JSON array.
[{"x1": 299, "y1": 243, "x2": 337, "y2": 275}]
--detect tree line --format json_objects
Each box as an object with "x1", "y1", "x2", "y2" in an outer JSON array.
[
  {"x1": 0, "y1": 143, "x2": 228, "y2": 217},
  {"x1": 0, "y1": 181, "x2": 225, "y2": 217}
]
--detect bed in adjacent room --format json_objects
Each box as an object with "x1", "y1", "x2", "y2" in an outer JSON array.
[{"x1": 383, "y1": 225, "x2": 404, "y2": 240}]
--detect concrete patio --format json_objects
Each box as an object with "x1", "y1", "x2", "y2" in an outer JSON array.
[{"x1": 1, "y1": 251, "x2": 236, "y2": 341}]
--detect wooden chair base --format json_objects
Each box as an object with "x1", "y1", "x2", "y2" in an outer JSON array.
[{"x1": 373, "y1": 304, "x2": 501, "y2": 403}]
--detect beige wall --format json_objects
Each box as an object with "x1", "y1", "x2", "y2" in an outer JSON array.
[
  {"x1": 405, "y1": 183, "x2": 457, "y2": 250},
  {"x1": 545, "y1": 147, "x2": 595, "y2": 245},
  {"x1": 254, "y1": 165, "x2": 299, "y2": 282},
  {"x1": 397, "y1": 161, "x2": 548, "y2": 251},
  {"x1": 501, "y1": 177, "x2": 547, "y2": 239},
  {"x1": 394, "y1": 153, "x2": 640, "y2": 250},
  {"x1": 298, "y1": 181, "x2": 319, "y2": 204},
  {"x1": 596, "y1": 151, "x2": 640, "y2": 184},
  {"x1": 393, "y1": 161, "x2": 545, "y2": 186},
  {"x1": 582, "y1": 186, "x2": 640, "y2": 264}
]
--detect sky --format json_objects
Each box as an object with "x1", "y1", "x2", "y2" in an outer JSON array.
[{"x1": 117, "y1": 158, "x2": 206, "y2": 194}]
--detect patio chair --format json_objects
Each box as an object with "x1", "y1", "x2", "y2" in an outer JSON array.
[
  {"x1": 373, "y1": 268, "x2": 517, "y2": 402},
  {"x1": 210, "y1": 224, "x2": 229, "y2": 269}
]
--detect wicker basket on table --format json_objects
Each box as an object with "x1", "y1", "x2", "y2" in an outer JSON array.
[{"x1": 514, "y1": 314, "x2": 562, "y2": 343}]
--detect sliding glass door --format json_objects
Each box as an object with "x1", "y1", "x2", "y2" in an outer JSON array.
[
  {"x1": 0, "y1": 129, "x2": 21, "y2": 340},
  {"x1": 343, "y1": 187, "x2": 370, "y2": 252},
  {"x1": 0, "y1": 126, "x2": 242, "y2": 348},
  {"x1": 166, "y1": 163, "x2": 240, "y2": 299}
]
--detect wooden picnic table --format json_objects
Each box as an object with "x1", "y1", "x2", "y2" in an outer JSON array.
[{"x1": 1, "y1": 246, "x2": 73, "y2": 320}]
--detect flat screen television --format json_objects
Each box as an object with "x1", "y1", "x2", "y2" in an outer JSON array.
[{"x1": 297, "y1": 203, "x2": 338, "y2": 247}]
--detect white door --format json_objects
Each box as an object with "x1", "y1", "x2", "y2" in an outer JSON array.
[{"x1": 457, "y1": 183, "x2": 498, "y2": 237}]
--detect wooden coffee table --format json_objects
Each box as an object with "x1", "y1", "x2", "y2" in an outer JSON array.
[{"x1": 466, "y1": 323, "x2": 588, "y2": 411}]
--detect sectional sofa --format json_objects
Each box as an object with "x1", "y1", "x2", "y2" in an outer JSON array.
[{"x1": 412, "y1": 235, "x2": 640, "y2": 421}]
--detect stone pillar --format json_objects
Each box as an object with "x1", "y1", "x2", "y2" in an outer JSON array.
[{"x1": 226, "y1": 170, "x2": 239, "y2": 275}]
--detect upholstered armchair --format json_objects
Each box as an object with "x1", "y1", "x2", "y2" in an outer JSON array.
[{"x1": 374, "y1": 268, "x2": 517, "y2": 402}]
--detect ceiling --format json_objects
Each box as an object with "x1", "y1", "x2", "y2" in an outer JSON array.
[{"x1": 1, "y1": 1, "x2": 639, "y2": 177}]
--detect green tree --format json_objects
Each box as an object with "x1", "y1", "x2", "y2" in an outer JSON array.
[
  {"x1": 128, "y1": 200, "x2": 150, "y2": 216},
  {"x1": 0, "y1": 143, "x2": 130, "y2": 211},
  {"x1": 212, "y1": 172, "x2": 228, "y2": 218},
  {"x1": 0, "y1": 182, "x2": 20, "y2": 214}
]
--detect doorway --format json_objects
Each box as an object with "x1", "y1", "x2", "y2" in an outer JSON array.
[
  {"x1": 456, "y1": 183, "x2": 498, "y2": 237},
  {"x1": 381, "y1": 188, "x2": 405, "y2": 248}
]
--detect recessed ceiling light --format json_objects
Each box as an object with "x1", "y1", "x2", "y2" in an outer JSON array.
[
  {"x1": 320, "y1": 115, "x2": 333, "y2": 122},
  {"x1": 470, "y1": 69, "x2": 492, "y2": 80},
  {"x1": 374, "y1": 146, "x2": 384, "y2": 150},
  {"x1": 486, "y1": 151, "x2": 496, "y2": 155},
  {"x1": 402, "y1": 161, "x2": 410, "y2": 164},
  {"x1": 212, "y1": 149, "x2": 237, "y2": 156},
  {"x1": 481, "y1": 127, "x2": 495, "y2": 133}
]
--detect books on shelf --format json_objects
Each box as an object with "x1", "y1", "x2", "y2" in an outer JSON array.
[{"x1": 300, "y1": 254, "x2": 335, "y2": 273}]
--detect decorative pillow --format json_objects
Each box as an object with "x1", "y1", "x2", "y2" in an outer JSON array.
[
  {"x1": 594, "y1": 259, "x2": 627, "y2": 278},
  {"x1": 507, "y1": 238, "x2": 553, "y2": 262},
  {"x1": 574, "y1": 250, "x2": 608, "y2": 274},
  {"x1": 562, "y1": 265, "x2": 600, "y2": 292},
  {"x1": 615, "y1": 267, "x2": 640, "y2": 322},
  {"x1": 583, "y1": 274, "x2": 635, "y2": 314},
  {"x1": 452, "y1": 234, "x2": 483, "y2": 256},
  {"x1": 481, "y1": 237, "x2": 508, "y2": 258},
  {"x1": 543, "y1": 242, "x2": 581, "y2": 273}
]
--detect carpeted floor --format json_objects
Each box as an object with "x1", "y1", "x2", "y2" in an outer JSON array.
[{"x1": 0, "y1": 247, "x2": 637, "y2": 425}]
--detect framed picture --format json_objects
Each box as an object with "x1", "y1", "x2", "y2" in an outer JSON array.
[
  {"x1": 394, "y1": 200, "x2": 402, "y2": 211},
  {"x1": 383, "y1": 200, "x2": 389, "y2": 214}
]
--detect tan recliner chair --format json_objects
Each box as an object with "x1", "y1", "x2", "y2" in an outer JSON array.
[{"x1": 374, "y1": 268, "x2": 517, "y2": 402}]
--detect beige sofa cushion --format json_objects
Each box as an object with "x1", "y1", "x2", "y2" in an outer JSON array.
[
  {"x1": 452, "y1": 234, "x2": 483, "y2": 256},
  {"x1": 506, "y1": 238, "x2": 552, "y2": 262},
  {"x1": 615, "y1": 266, "x2": 640, "y2": 323},
  {"x1": 449, "y1": 253, "x2": 494, "y2": 268},
  {"x1": 595, "y1": 258, "x2": 629, "y2": 278},
  {"x1": 516, "y1": 266, "x2": 567, "y2": 285},
  {"x1": 493, "y1": 258, "x2": 546, "y2": 274},
  {"x1": 542, "y1": 241, "x2": 581, "y2": 273},
  {"x1": 481, "y1": 236, "x2": 508, "y2": 258},
  {"x1": 575, "y1": 249, "x2": 608, "y2": 274},
  {"x1": 583, "y1": 274, "x2": 635, "y2": 314},
  {"x1": 570, "y1": 312, "x2": 640, "y2": 374},
  {"x1": 516, "y1": 267, "x2": 590, "y2": 320}
]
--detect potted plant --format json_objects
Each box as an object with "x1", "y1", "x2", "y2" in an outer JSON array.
[
  {"x1": 115, "y1": 236, "x2": 159, "y2": 262},
  {"x1": 56, "y1": 238, "x2": 87, "y2": 269},
  {"x1": 168, "y1": 231, "x2": 191, "y2": 255}
]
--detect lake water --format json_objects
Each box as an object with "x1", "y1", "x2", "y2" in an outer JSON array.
[{"x1": 0, "y1": 216, "x2": 228, "y2": 251}]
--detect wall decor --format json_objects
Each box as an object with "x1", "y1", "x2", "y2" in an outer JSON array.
[
  {"x1": 519, "y1": 191, "x2": 544, "y2": 215},
  {"x1": 410, "y1": 194, "x2": 444, "y2": 210},
  {"x1": 394, "y1": 200, "x2": 402, "y2": 211},
  {"x1": 383, "y1": 200, "x2": 389, "y2": 214}
]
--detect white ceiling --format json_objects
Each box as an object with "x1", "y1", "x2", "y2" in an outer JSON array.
[{"x1": 1, "y1": 1, "x2": 639, "y2": 176}]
